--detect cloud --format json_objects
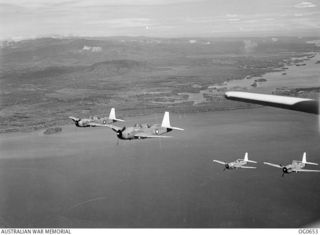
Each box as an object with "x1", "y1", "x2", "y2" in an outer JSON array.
[
  {"x1": 294, "y1": 1, "x2": 316, "y2": 8},
  {"x1": 227, "y1": 18, "x2": 240, "y2": 22},
  {"x1": 294, "y1": 13, "x2": 304, "y2": 17},
  {"x1": 226, "y1": 14, "x2": 238, "y2": 18},
  {"x1": 1, "y1": 0, "x2": 320, "y2": 39},
  {"x1": 86, "y1": 18, "x2": 152, "y2": 28},
  {"x1": 0, "y1": 0, "x2": 206, "y2": 9},
  {"x1": 225, "y1": 14, "x2": 240, "y2": 23}
]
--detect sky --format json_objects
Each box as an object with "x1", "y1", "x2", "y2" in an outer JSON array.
[{"x1": 0, "y1": 0, "x2": 319, "y2": 39}]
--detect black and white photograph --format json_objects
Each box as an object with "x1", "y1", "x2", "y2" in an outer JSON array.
[{"x1": 0, "y1": 0, "x2": 320, "y2": 231}]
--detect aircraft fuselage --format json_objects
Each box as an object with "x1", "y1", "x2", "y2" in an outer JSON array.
[
  {"x1": 117, "y1": 124, "x2": 171, "y2": 140},
  {"x1": 225, "y1": 159, "x2": 247, "y2": 170},
  {"x1": 282, "y1": 161, "x2": 305, "y2": 174},
  {"x1": 72, "y1": 117, "x2": 114, "y2": 127}
]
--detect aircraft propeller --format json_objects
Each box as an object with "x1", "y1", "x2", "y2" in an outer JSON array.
[
  {"x1": 114, "y1": 127, "x2": 126, "y2": 145},
  {"x1": 282, "y1": 166, "x2": 288, "y2": 177},
  {"x1": 69, "y1": 117, "x2": 81, "y2": 127},
  {"x1": 116, "y1": 127, "x2": 126, "y2": 137},
  {"x1": 223, "y1": 163, "x2": 230, "y2": 171}
]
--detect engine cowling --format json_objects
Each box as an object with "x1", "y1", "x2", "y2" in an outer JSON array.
[{"x1": 116, "y1": 127, "x2": 126, "y2": 139}]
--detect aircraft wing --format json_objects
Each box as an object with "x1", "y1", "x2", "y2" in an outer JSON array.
[
  {"x1": 293, "y1": 169, "x2": 320, "y2": 173},
  {"x1": 263, "y1": 162, "x2": 283, "y2": 168},
  {"x1": 213, "y1": 160, "x2": 227, "y2": 165},
  {"x1": 134, "y1": 132, "x2": 172, "y2": 138},
  {"x1": 84, "y1": 122, "x2": 103, "y2": 127},
  {"x1": 225, "y1": 91, "x2": 319, "y2": 114},
  {"x1": 87, "y1": 122, "x2": 108, "y2": 127},
  {"x1": 88, "y1": 123, "x2": 123, "y2": 132},
  {"x1": 239, "y1": 166, "x2": 256, "y2": 169}
]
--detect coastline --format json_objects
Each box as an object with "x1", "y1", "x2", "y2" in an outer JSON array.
[{"x1": 1, "y1": 46, "x2": 319, "y2": 135}]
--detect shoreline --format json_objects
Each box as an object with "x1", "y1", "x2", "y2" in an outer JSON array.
[
  {"x1": 0, "y1": 105, "x2": 263, "y2": 137},
  {"x1": 2, "y1": 51, "x2": 319, "y2": 135}
]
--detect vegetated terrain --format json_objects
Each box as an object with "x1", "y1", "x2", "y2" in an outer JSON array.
[{"x1": 1, "y1": 36, "x2": 319, "y2": 133}]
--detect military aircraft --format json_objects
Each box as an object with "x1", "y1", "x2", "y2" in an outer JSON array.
[
  {"x1": 225, "y1": 91, "x2": 319, "y2": 114},
  {"x1": 69, "y1": 108, "x2": 124, "y2": 127},
  {"x1": 264, "y1": 152, "x2": 320, "y2": 177},
  {"x1": 213, "y1": 152, "x2": 257, "y2": 170},
  {"x1": 90, "y1": 111, "x2": 184, "y2": 141}
]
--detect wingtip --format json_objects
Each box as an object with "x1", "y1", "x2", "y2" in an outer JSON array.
[{"x1": 225, "y1": 91, "x2": 239, "y2": 98}]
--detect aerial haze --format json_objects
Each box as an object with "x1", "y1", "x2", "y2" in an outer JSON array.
[{"x1": 0, "y1": 0, "x2": 319, "y2": 39}]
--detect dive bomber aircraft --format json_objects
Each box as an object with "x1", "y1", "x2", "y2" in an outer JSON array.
[
  {"x1": 264, "y1": 152, "x2": 320, "y2": 177},
  {"x1": 213, "y1": 152, "x2": 257, "y2": 170},
  {"x1": 69, "y1": 108, "x2": 124, "y2": 127},
  {"x1": 90, "y1": 111, "x2": 184, "y2": 140}
]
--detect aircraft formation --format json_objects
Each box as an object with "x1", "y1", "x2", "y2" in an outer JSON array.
[
  {"x1": 90, "y1": 111, "x2": 184, "y2": 140},
  {"x1": 70, "y1": 109, "x2": 184, "y2": 143},
  {"x1": 69, "y1": 90, "x2": 320, "y2": 176},
  {"x1": 213, "y1": 152, "x2": 320, "y2": 176}
]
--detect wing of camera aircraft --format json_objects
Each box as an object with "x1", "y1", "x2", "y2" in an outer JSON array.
[{"x1": 225, "y1": 91, "x2": 319, "y2": 114}]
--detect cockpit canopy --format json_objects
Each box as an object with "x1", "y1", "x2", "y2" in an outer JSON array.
[
  {"x1": 89, "y1": 116, "x2": 100, "y2": 120},
  {"x1": 134, "y1": 123, "x2": 151, "y2": 128}
]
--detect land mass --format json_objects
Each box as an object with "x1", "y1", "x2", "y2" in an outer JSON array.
[{"x1": 1, "y1": 36, "x2": 319, "y2": 133}]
